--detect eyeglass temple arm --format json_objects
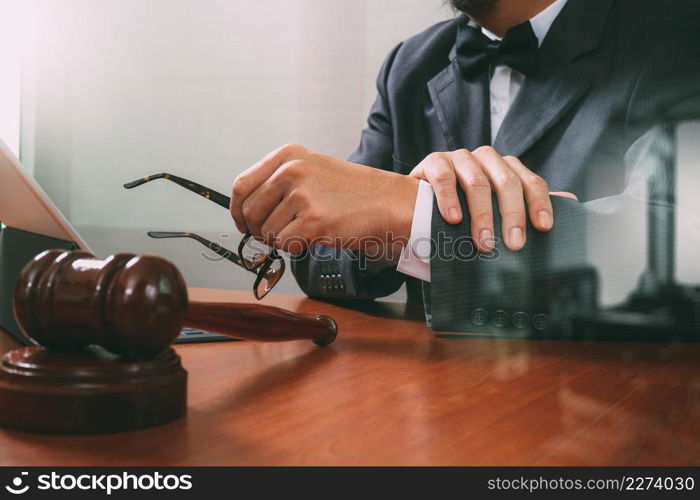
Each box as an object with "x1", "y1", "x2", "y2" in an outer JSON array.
[
  {"x1": 124, "y1": 175, "x2": 279, "y2": 258},
  {"x1": 127, "y1": 174, "x2": 280, "y2": 263},
  {"x1": 124, "y1": 173, "x2": 231, "y2": 209},
  {"x1": 147, "y1": 231, "x2": 249, "y2": 269}
]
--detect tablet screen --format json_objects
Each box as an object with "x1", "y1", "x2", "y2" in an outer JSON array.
[{"x1": 0, "y1": 139, "x2": 91, "y2": 251}]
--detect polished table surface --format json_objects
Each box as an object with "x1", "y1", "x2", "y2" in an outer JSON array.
[{"x1": 1, "y1": 288, "x2": 699, "y2": 466}]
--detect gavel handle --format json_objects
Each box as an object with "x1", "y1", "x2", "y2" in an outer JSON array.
[{"x1": 185, "y1": 301, "x2": 338, "y2": 346}]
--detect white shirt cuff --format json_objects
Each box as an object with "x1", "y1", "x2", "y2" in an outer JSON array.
[{"x1": 397, "y1": 180, "x2": 433, "y2": 282}]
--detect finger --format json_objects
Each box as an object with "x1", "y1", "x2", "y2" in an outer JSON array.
[
  {"x1": 419, "y1": 153, "x2": 463, "y2": 224},
  {"x1": 503, "y1": 156, "x2": 553, "y2": 232},
  {"x1": 241, "y1": 159, "x2": 303, "y2": 237},
  {"x1": 259, "y1": 192, "x2": 303, "y2": 247},
  {"x1": 473, "y1": 146, "x2": 526, "y2": 251},
  {"x1": 409, "y1": 163, "x2": 426, "y2": 179},
  {"x1": 275, "y1": 218, "x2": 310, "y2": 254},
  {"x1": 450, "y1": 150, "x2": 495, "y2": 252},
  {"x1": 230, "y1": 143, "x2": 309, "y2": 233},
  {"x1": 551, "y1": 191, "x2": 579, "y2": 201}
]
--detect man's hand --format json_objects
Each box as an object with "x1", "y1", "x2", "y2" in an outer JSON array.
[
  {"x1": 410, "y1": 147, "x2": 577, "y2": 252},
  {"x1": 230, "y1": 144, "x2": 419, "y2": 253}
]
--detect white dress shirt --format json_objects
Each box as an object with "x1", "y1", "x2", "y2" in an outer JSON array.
[{"x1": 396, "y1": 0, "x2": 568, "y2": 282}]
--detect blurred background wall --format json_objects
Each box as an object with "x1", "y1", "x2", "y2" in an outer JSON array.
[{"x1": 13, "y1": 0, "x2": 452, "y2": 298}]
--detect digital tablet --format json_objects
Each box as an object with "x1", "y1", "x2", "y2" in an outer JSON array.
[{"x1": 0, "y1": 138, "x2": 91, "y2": 251}]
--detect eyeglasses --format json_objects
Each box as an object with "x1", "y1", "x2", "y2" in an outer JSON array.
[{"x1": 123, "y1": 172, "x2": 284, "y2": 300}]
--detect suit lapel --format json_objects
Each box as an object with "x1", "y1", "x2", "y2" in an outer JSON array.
[
  {"x1": 427, "y1": 59, "x2": 490, "y2": 151},
  {"x1": 493, "y1": 0, "x2": 614, "y2": 156},
  {"x1": 492, "y1": 45, "x2": 590, "y2": 157}
]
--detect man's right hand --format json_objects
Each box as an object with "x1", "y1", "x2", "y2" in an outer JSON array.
[{"x1": 409, "y1": 147, "x2": 577, "y2": 253}]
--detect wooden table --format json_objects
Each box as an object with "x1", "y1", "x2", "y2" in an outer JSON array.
[{"x1": 1, "y1": 288, "x2": 699, "y2": 466}]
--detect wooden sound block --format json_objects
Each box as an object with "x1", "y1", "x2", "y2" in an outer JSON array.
[{"x1": 0, "y1": 346, "x2": 187, "y2": 434}]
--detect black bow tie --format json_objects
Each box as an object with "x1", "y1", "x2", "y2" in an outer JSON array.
[{"x1": 455, "y1": 20, "x2": 540, "y2": 80}]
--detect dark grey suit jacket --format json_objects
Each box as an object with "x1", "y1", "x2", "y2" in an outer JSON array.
[{"x1": 291, "y1": 0, "x2": 700, "y2": 334}]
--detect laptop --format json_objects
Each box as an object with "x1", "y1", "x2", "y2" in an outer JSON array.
[{"x1": 0, "y1": 138, "x2": 231, "y2": 344}]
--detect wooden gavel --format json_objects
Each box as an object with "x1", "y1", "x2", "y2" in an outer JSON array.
[{"x1": 14, "y1": 250, "x2": 337, "y2": 356}]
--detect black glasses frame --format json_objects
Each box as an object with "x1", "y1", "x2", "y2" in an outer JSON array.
[{"x1": 124, "y1": 173, "x2": 284, "y2": 300}]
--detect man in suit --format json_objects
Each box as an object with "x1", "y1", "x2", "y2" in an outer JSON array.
[{"x1": 229, "y1": 0, "x2": 700, "y2": 334}]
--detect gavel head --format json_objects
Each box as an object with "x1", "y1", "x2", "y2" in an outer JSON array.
[{"x1": 14, "y1": 250, "x2": 188, "y2": 357}]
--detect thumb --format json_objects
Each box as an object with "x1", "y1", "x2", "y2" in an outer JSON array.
[{"x1": 409, "y1": 165, "x2": 426, "y2": 179}]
